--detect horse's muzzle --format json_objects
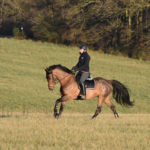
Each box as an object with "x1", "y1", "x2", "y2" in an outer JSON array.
[
  {"x1": 49, "y1": 87, "x2": 54, "y2": 91},
  {"x1": 48, "y1": 86, "x2": 54, "y2": 91}
]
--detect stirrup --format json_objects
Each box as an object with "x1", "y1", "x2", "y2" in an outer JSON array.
[
  {"x1": 76, "y1": 95, "x2": 86, "y2": 100},
  {"x1": 80, "y1": 94, "x2": 86, "y2": 100}
]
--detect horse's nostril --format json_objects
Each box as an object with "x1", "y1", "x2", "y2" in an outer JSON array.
[{"x1": 48, "y1": 86, "x2": 53, "y2": 90}]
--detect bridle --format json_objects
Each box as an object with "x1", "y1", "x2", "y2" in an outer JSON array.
[
  {"x1": 46, "y1": 71, "x2": 57, "y2": 84},
  {"x1": 46, "y1": 71, "x2": 74, "y2": 86}
]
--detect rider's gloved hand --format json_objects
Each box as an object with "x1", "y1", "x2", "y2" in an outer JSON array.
[{"x1": 72, "y1": 66, "x2": 78, "y2": 72}]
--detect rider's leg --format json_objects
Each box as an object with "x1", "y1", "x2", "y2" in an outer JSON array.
[{"x1": 80, "y1": 72, "x2": 89, "y2": 99}]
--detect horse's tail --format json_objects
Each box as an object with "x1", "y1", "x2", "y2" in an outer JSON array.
[{"x1": 111, "y1": 80, "x2": 134, "y2": 106}]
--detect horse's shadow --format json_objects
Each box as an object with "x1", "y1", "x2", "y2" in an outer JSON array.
[{"x1": 0, "y1": 114, "x2": 12, "y2": 118}]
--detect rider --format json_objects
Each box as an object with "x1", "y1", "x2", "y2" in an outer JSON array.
[{"x1": 72, "y1": 45, "x2": 90, "y2": 99}]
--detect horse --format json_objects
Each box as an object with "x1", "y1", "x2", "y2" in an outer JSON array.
[{"x1": 45, "y1": 64, "x2": 134, "y2": 119}]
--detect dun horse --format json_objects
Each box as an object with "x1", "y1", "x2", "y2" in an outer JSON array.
[{"x1": 45, "y1": 64, "x2": 133, "y2": 119}]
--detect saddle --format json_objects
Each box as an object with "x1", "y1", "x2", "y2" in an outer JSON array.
[
  {"x1": 84, "y1": 78, "x2": 95, "y2": 89},
  {"x1": 75, "y1": 73, "x2": 95, "y2": 90}
]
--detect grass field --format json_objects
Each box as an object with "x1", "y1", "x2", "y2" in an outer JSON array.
[
  {"x1": 0, "y1": 37, "x2": 150, "y2": 113},
  {"x1": 0, "y1": 38, "x2": 150, "y2": 150},
  {"x1": 0, "y1": 113, "x2": 150, "y2": 150}
]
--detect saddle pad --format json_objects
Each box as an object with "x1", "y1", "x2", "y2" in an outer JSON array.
[{"x1": 84, "y1": 79, "x2": 95, "y2": 89}]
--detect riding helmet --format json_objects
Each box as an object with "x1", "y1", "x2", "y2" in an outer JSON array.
[{"x1": 80, "y1": 45, "x2": 88, "y2": 50}]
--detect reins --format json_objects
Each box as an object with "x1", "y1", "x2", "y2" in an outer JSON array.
[{"x1": 52, "y1": 72, "x2": 75, "y2": 85}]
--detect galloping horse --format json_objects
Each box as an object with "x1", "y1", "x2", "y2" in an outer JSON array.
[{"x1": 45, "y1": 64, "x2": 133, "y2": 119}]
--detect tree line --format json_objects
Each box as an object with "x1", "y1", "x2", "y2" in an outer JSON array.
[{"x1": 0, "y1": 0, "x2": 150, "y2": 60}]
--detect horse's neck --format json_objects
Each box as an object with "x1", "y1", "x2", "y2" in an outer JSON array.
[{"x1": 53, "y1": 69, "x2": 72, "y2": 84}]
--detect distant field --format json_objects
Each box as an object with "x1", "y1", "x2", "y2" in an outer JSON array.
[{"x1": 0, "y1": 38, "x2": 150, "y2": 114}]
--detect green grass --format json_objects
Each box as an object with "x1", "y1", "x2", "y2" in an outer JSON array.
[
  {"x1": 0, "y1": 38, "x2": 150, "y2": 150},
  {"x1": 0, "y1": 37, "x2": 150, "y2": 114}
]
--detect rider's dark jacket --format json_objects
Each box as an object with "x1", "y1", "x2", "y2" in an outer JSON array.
[{"x1": 74, "y1": 52, "x2": 90, "y2": 72}]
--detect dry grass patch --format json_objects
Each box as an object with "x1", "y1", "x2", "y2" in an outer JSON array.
[{"x1": 0, "y1": 113, "x2": 150, "y2": 150}]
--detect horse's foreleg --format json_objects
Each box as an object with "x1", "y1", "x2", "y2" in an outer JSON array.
[
  {"x1": 54, "y1": 98, "x2": 61, "y2": 118},
  {"x1": 92, "y1": 96, "x2": 103, "y2": 119},
  {"x1": 54, "y1": 95, "x2": 71, "y2": 119},
  {"x1": 58, "y1": 95, "x2": 72, "y2": 117},
  {"x1": 58, "y1": 102, "x2": 65, "y2": 117}
]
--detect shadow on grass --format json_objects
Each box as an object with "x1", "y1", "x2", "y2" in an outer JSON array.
[{"x1": 0, "y1": 114, "x2": 12, "y2": 118}]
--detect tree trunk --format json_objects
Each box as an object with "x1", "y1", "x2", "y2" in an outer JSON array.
[{"x1": 0, "y1": 0, "x2": 4, "y2": 25}]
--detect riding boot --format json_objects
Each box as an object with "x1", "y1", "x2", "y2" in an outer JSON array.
[{"x1": 80, "y1": 83, "x2": 86, "y2": 99}]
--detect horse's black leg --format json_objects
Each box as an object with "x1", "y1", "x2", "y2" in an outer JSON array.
[
  {"x1": 54, "y1": 98, "x2": 61, "y2": 118},
  {"x1": 111, "y1": 105, "x2": 119, "y2": 118},
  {"x1": 54, "y1": 95, "x2": 71, "y2": 119},
  {"x1": 58, "y1": 103, "x2": 64, "y2": 117},
  {"x1": 92, "y1": 106, "x2": 101, "y2": 119},
  {"x1": 92, "y1": 96, "x2": 104, "y2": 119}
]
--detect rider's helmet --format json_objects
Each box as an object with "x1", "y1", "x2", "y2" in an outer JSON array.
[{"x1": 80, "y1": 45, "x2": 88, "y2": 50}]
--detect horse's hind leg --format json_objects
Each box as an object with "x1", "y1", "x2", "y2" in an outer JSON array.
[
  {"x1": 92, "y1": 106, "x2": 101, "y2": 119},
  {"x1": 92, "y1": 96, "x2": 103, "y2": 119},
  {"x1": 104, "y1": 96, "x2": 119, "y2": 118}
]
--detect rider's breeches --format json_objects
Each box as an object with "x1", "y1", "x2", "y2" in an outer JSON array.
[{"x1": 80, "y1": 72, "x2": 89, "y2": 84}]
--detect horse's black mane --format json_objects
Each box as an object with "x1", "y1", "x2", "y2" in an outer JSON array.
[{"x1": 47, "y1": 64, "x2": 74, "y2": 74}]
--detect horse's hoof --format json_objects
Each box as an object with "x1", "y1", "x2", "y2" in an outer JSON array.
[
  {"x1": 54, "y1": 113, "x2": 59, "y2": 119},
  {"x1": 91, "y1": 115, "x2": 96, "y2": 119},
  {"x1": 56, "y1": 115, "x2": 60, "y2": 119},
  {"x1": 114, "y1": 113, "x2": 119, "y2": 118}
]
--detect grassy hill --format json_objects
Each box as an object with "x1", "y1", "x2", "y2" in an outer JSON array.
[
  {"x1": 0, "y1": 38, "x2": 150, "y2": 150},
  {"x1": 0, "y1": 38, "x2": 150, "y2": 114}
]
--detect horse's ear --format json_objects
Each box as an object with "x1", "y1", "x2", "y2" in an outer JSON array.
[{"x1": 45, "y1": 68, "x2": 48, "y2": 72}]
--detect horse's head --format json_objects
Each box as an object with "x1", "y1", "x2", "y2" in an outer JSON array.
[
  {"x1": 45, "y1": 64, "x2": 75, "y2": 91},
  {"x1": 45, "y1": 68, "x2": 57, "y2": 91}
]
